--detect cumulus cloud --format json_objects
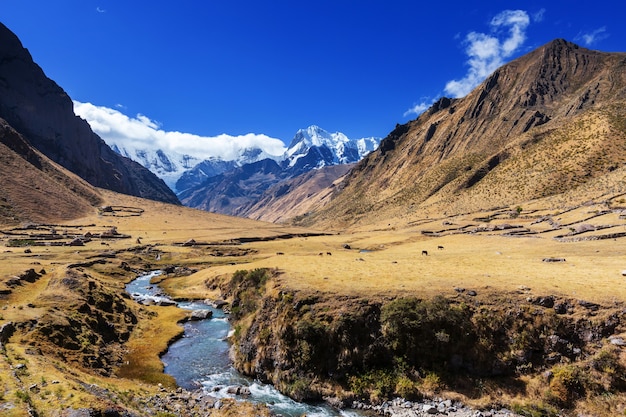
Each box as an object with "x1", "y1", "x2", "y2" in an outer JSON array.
[
  {"x1": 576, "y1": 27, "x2": 609, "y2": 46},
  {"x1": 73, "y1": 101, "x2": 286, "y2": 161},
  {"x1": 403, "y1": 9, "x2": 531, "y2": 117},
  {"x1": 444, "y1": 9, "x2": 530, "y2": 98}
]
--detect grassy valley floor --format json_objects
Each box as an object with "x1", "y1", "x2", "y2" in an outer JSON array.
[{"x1": 0, "y1": 189, "x2": 625, "y2": 415}]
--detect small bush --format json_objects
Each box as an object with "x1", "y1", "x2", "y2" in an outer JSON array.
[
  {"x1": 349, "y1": 369, "x2": 396, "y2": 402},
  {"x1": 546, "y1": 364, "x2": 588, "y2": 407},
  {"x1": 15, "y1": 390, "x2": 30, "y2": 403},
  {"x1": 395, "y1": 375, "x2": 421, "y2": 400},
  {"x1": 420, "y1": 372, "x2": 444, "y2": 394}
]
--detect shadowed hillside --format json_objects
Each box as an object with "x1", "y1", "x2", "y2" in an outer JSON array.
[
  {"x1": 0, "y1": 23, "x2": 179, "y2": 205},
  {"x1": 0, "y1": 118, "x2": 102, "y2": 225},
  {"x1": 299, "y1": 40, "x2": 626, "y2": 229}
]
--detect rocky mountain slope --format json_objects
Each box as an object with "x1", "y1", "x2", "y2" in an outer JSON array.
[
  {"x1": 0, "y1": 117, "x2": 102, "y2": 225},
  {"x1": 238, "y1": 164, "x2": 353, "y2": 222},
  {"x1": 299, "y1": 39, "x2": 626, "y2": 229},
  {"x1": 178, "y1": 126, "x2": 380, "y2": 216},
  {"x1": 0, "y1": 23, "x2": 179, "y2": 205}
]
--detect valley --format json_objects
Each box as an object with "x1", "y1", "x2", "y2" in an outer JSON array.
[{"x1": 1, "y1": 188, "x2": 625, "y2": 416}]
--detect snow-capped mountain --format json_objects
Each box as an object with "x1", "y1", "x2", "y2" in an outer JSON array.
[
  {"x1": 109, "y1": 125, "x2": 380, "y2": 196},
  {"x1": 284, "y1": 125, "x2": 379, "y2": 167},
  {"x1": 176, "y1": 126, "x2": 381, "y2": 216},
  {"x1": 109, "y1": 143, "x2": 279, "y2": 192},
  {"x1": 282, "y1": 125, "x2": 379, "y2": 175},
  {"x1": 109, "y1": 144, "x2": 202, "y2": 191}
]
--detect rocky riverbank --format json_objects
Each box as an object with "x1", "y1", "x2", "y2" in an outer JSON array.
[{"x1": 351, "y1": 398, "x2": 521, "y2": 417}]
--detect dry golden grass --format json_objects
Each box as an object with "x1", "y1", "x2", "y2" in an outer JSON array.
[
  {"x1": 115, "y1": 305, "x2": 184, "y2": 387},
  {"x1": 1, "y1": 187, "x2": 626, "y2": 415},
  {"x1": 163, "y1": 207, "x2": 626, "y2": 306}
]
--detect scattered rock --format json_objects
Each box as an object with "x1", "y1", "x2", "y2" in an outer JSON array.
[
  {"x1": 578, "y1": 300, "x2": 600, "y2": 311},
  {"x1": 207, "y1": 299, "x2": 228, "y2": 309},
  {"x1": 66, "y1": 237, "x2": 86, "y2": 246},
  {"x1": 554, "y1": 302, "x2": 570, "y2": 314},
  {"x1": 542, "y1": 257, "x2": 566, "y2": 262},
  {"x1": 154, "y1": 299, "x2": 177, "y2": 307},
  {"x1": 531, "y1": 296, "x2": 555, "y2": 308}
]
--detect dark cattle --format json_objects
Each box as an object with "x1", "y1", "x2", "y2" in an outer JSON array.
[
  {"x1": 276, "y1": 252, "x2": 284, "y2": 255},
  {"x1": 318, "y1": 252, "x2": 324, "y2": 256},
  {"x1": 326, "y1": 252, "x2": 332, "y2": 256},
  {"x1": 437, "y1": 245, "x2": 444, "y2": 250},
  {"x1": 422, "y1": 250, "x2": 428, "y2": 256}
]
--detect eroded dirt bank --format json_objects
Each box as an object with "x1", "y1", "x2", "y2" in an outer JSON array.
[{"x1": 210, "y1": 268, "x2": 626, "y2": 416}]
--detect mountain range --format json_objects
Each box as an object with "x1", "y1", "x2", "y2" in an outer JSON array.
[
  {"x1": 1, "y1": 20, "x2": 625, "y2": 233},
  {"x1": 110, "y1": 125, "x2": 380, "y2": 217}
]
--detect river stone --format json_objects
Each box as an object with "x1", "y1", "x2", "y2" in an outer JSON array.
[
  {"x1": 189, "y1": 310, "x2": 213, "y2": 321},
  {"x1": 155, "y1": 299, "x2": 177, "y2": 307}
]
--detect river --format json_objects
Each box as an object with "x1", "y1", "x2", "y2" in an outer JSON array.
[{"x1": 126, "y1": 270, "x2": 361, "y2": 417}]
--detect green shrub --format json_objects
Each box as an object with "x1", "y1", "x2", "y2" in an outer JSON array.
[
  {"x1": 546, "y1": 364, "x2": 588, "y2": 407},
  {"x1": 349, "y1": 369, "x2": 396, "y2": 402},
  {"x1": 395, "y1": 374, "x2": 422, "y2": 400},
  {"x1": 380, "y1": 296, "x2": 473, "y2": 369}
]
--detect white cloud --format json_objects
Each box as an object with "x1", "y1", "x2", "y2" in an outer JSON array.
[
  {"x1": 96, "y1": 7, "x2": 106, "y2": 13},
  {"x1": 532, "y1": 8, "x2": 545, "y2": 23},
  {"x1": 576, "y1": 27, "x2": 608, "y2": 46},
  {"x1": 403, "y1": 9, "x2": 531, "y2": 117},
  {"x1": 444, "y1": 9, "x2": 530, "y2": 98},
  {"x1": 403, "y1": 101, "x2": 431, "y2": 117},
  {"x1": 73, "y1": 101, "x2": 286, "y2": 160}
]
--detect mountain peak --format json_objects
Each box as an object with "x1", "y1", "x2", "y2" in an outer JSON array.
[{"x1": 304, "y1": 39, "x2": 626, "y2": 228}]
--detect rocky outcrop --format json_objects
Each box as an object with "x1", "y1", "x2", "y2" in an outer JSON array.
[
  {"x1": 24, "y1": 269, "x2": 138, "y2": 374},
  {"x1": 0, "y1": 23, "x2": 179, "y2": 205}
]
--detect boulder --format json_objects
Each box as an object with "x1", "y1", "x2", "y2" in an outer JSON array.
[
  {"x1": 189, "y1": 310, "x2": 213, "y2": 321},
  {"x1": 0, "y1": 322, "x2": 15, "y2": 345}
]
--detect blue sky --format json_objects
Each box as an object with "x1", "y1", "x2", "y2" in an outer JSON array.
[{"x1": 2, "y1": 1, "x2": 625, "y2": 158}]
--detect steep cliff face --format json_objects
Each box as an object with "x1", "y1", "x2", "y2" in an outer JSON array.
[
  {"x1": 0, "y1": 23, "x2": 179, "y2": 205},
  {"x1": 302, "y1": 40, "x2": 626, "y2": 228}
]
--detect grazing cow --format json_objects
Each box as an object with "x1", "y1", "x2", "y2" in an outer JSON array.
[
  {"x1": 326, "y1": 252, "x2": 332, "y2": 256},
  {"x1": 437, "y1": 245, "x2": 444, "y2": 250},
  {"x1": 318, "y1": 252, "x2": 324, "y2": 256},
  {"x1": 276, "y1": 252, "x2": 284, "y2": 255},
  {"x1": 422, "y1": 250, "x2": 428, "y2": 256}
]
